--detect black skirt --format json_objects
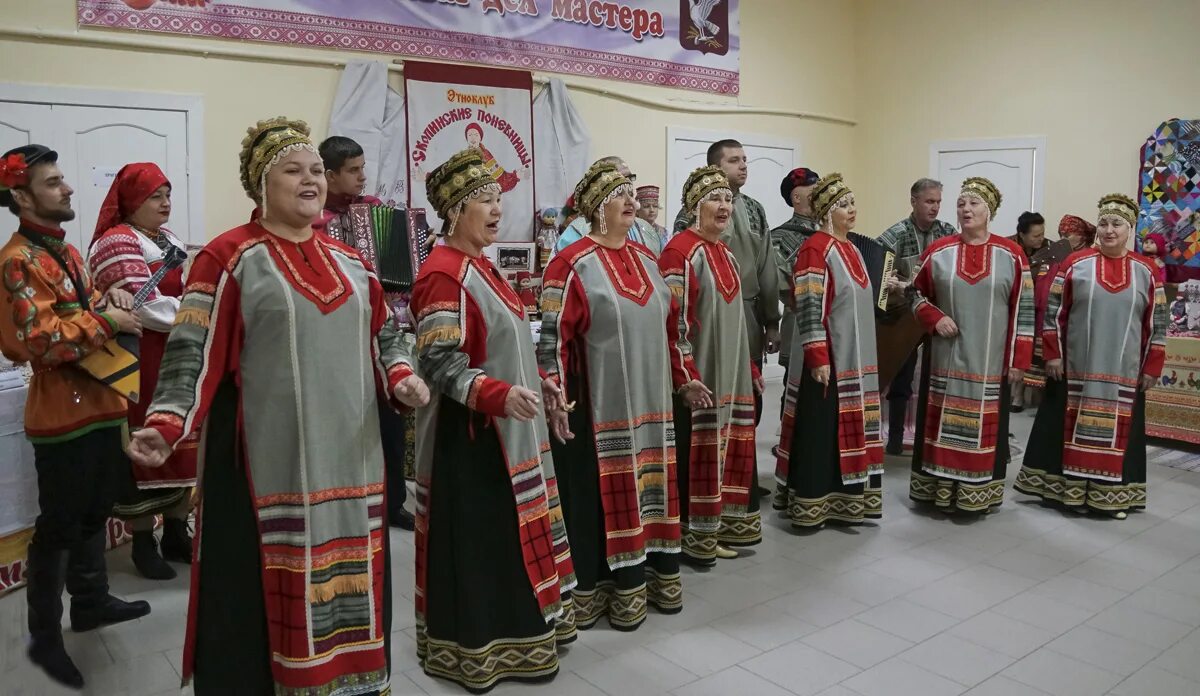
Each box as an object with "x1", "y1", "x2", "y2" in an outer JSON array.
[
  {"x1": 551, "y1": 370, "x2": 682, "y2": 631},
  {"x1": 777, "y1": 368, "x2": 882, "y2": 528},
  {"x1": 189, "y1": 382, "x2": 392, "y2": 695},
  {"x1": 909, "y1": 345, "x2": 1011, "y2": 513},
  {"x1": 420, "y1": 398, "x2": 560, "y2": 693},
  {"x1": 1014, "y1": 378, "x2": 1148, "y2": 513}
]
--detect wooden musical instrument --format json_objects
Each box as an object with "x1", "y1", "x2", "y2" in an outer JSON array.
[{"x1": 78, "y1": 244, "x2": 187, "y2": 402}]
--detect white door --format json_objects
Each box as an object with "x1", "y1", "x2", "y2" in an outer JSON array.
[
  {"x1": 54, "y1": 105, "x2": 191, "y2": 252},
  {"x1": 666, "y1": 127, "x2": 799, "y2": 231},
  {"x1": 0, "y1": 89, "x2": 200, "y2": 252},
  {"x1": 930, "y1": 137, "x2": 1047, "y2": 238}
]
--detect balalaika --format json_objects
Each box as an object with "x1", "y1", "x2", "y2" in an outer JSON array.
[
  {"x1": 325, "y1": 204, "x2": 432, "y2": 291},
  {"x1": 77, "y1": 243, "x2": 188, "y2": 403}
]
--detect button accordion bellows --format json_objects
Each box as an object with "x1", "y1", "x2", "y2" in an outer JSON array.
[
  {"x1": 849, "y1": 233, "x2": 896, "y2": 311},
  {"x1": 328, "y1": 204, "x2": 432, "y2": 291}
]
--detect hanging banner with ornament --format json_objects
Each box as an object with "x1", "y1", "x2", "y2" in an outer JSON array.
[
  {"x1": 78, "y1": 0, "x2": 740, "y2": 94},
  {"x1": 406, "y1": 61, "x2": 535, "y2": 242}
]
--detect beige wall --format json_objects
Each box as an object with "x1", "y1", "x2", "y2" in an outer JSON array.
[
  {"x1": 853, "y1": 0, "x2": 1200, "y2": 237},
  {"x1": 0, "y1": 0, "x2": 857, "y2": 237}
]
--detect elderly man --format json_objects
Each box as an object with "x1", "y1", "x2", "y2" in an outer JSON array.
[
  {"x1": 673, "y1": 139, "x2": 781, "y2": 425},
  {"x1": 553, "y1": 156, "x2": 666, "y2": 255},
  {"x1": 879, "y1": 178, "x2": 958, "y2": 454}
]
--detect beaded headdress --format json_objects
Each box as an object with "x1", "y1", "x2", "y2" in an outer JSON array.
[
  {"x1": 959, "y1": 176, "x2": 1002, "y2": 220},
  {"x1": 238, "y1": 117, "x2": 315, "y2": 205},
  {"x1": 1097, "y1": 193, "x2": 1138, "y2": 227},
  {"x1": 682, "y1": 165, "x2": 732, "y2": 213},
  {"x1": 809, "y1": 172, "x2": 852, "y2": 222},
  {"x1": 574, "y1": 162, "x2": 632, "y2": 221}
]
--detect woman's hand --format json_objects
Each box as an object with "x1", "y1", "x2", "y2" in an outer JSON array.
[
  {"x1": 541, "y1": 377, "x2": 566, "y2": 413},
  {"x1": 935, "y1": 316, "x2": 959, "y2": 338},
  {"x1": 505, "y1": 386, "x2": 540, "y2": 422},
  {"x1": 548, "y1": 409, "x2": 574, "y2": 444},
  {"x1": 811, "y1": 365, "x2": 830, "y2": 386},
  {"x1": 1045, "y1": 358, "x2": 1063, "y2": 381},
  {"x1": 1140, "y1": 374, "x2": 1157, "y2": 392},
  {"x1": 680, "y1": 380, "x2": 714, "y2": 409},
  {"x1": 107, "y1": 307, "x2": 142, "y2": 336},
  {"x1": 394, "y1": 374, "x2": 430, "y2": 408},
  {"x1": 104, "y1": 287, "x2": 136, "y2": 311},
  {"x1": 1008, "y1": 368, "x2": 1025, "y2": 385},
  {"x1": 127, "y1": 428, "x2": 171, "y2": 468}
]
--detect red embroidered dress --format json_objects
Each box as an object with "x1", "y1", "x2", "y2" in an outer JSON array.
[
  {"x1": 90, "y1": 224, "x2": 198, "y2": 489},
  {"x1": 909, "y1": 234, "x2": 1034, "y2": 512},
  {"x1": 538, "y1": 238, "x2": 687, "y2": 628},
  {"x1": 410, "y1": 245, "x2": 575, "y2": 691},
  {"x1": 657, "y1": 230, "x2": 761, "y2": 562},
  {"x1": 142, "y1": 222, "x2": 416, "y2": 695}
]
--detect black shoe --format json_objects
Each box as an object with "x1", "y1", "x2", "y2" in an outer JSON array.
[
  {"x1": 159, "y1": 517, "x2": 193, "y2": 565},
  {"x1": 756, "y1": 485, "x2": 772, "y2": 498},
  {"x1": 70, "y1": 595, "x2": 151, "y2": 633},
  {"x1": 131, "y1": 531, "x2": 176, "y2": 581},
  {"x1": 886, "y1": 440, "x2": 903, "y2": 456},
  {"x1": 1011, "y1": 405, "x2": 1025, "y2": 413},
  {"x1": 389, "y1": 508, "x2": 415, "y2": 531},
  {"x1": 27, "y1": 643, "x2": 84, "y2": 690}
]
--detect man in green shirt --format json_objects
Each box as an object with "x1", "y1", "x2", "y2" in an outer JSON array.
[
  {"x1": 673, "y1": 139, "x2": 781, "y2": 425},
  {"x1": 879, "y1": 178, "x2": 957, "y2": 454}
]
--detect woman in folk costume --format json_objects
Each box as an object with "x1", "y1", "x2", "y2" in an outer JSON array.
[
  {"x1": 126, "y1": 118, "x2": 429, "y2": 695},
  {"x1": 410, "y1": 149, "x2": 575, "y2": 692},
  {"x1": 1015, "y1": 195, "x2": 1167, "y2": 518},
  {"x1": 658, "y1": 166, "x2": 764, "y2": 565},
  {"x1": 908, "y1": 177, "x2": 1034, "y2": 514},
  {"x1": 1025, "y1": 215, "x2": 1097, "y2": 396},
  {"x1": 88, "y1": 163, "x2": 195, "y2": 581},
  {"x1": 538, "y1": 162, "x2": 703, "y2": 630},
  {"x1": 774, "y1": 174, "x2": 884, "y2": 528}
]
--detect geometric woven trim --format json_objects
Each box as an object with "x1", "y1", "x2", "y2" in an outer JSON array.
[
  {"x1": 1013, "y1": 465, "x2": 1146, "y2": 513},
  {"x1": 909, "y1": 471, "x2": 1004, "y2": 512},
  {"x1": 783, "y1": 485, "x2": 883, "y2": 528},
  {"x1": 420, "y1": 629, "x2": 559, "y2": 692},
  {"x1": 718, "y1": 512, "x2": 763, "y2": 547}
]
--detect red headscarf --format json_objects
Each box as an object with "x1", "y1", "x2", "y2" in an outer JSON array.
[
  {"x1": 1057, "y1": 214, "x2": 1096, "y2": 247},
  {"x1": 92, "y1": 162, "x2": 171, "y2": 245}
]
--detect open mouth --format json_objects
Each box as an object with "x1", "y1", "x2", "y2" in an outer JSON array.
[
  {"x1": 486, "y1": 221, "x2": 500, "y2": 232},
  {"x1": 298, "y1": 190, "x2": 319, "y2": 201}
]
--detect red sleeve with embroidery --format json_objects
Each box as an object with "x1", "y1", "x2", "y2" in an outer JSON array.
[
  {"x1": 410, "y1": 270, "x2": 512, "y2": 418},
  {"x1": 1042, "y1": 263, "x2": 1072, "y2": 364},
  {"x1": 658, "y1": 246, "x2": 703, "y2": 388},
  {"x1": 1143, "y1": 270, "x2": 1168, "y2": 379},
  {"x1": 910, "y1": 249, "x2": 947, "y2": 332},
  {"x1": 367, "y1": 270, "x2": 416, "y2": 412},
  {"x1": 143, "y1": 249, "x2": 243, "y2": 448},
  {"x1": 536, "y1": 256, "x2": 590, "y2": 395},
  {"x1": 792, "y1": 243, "x2": 832, "y2": 370}
]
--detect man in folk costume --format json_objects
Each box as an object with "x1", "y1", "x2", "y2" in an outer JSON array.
[
  {"x1": 0, "y1": 145, "x2": 149, "y2": 690},
  {"x1": 879, "y1": 178, "x2": 958, "y2": 454},
  {"x1": 127, "y1": 118, "x2": 429, "y2": 695},
  {"x1": 774, "y1": 173, "x2": 884, "y2": 528},
  {"x1": 538, "y1": 162, "x2": 698, "y2": 630},
  {"x1": 317, "y1": 135, "x2": 415, "y2": 531},
  {"x1": 771, "y1": 167, "x2": 822, "y2": 417},
  {"x1": 89, "y1": 162, "x2": 196, "y2": 581},
  {"x1": 635, "y1": 184, "x2": 670, "y2": 242},
  {"x1": 660, "y1": 165, "x2": 764, "y2": 565},
  {"x1": 909, "y1": 177, "x2": 1035, "y2": 514},
  {"x1": 410, "y1": 149, "x2": 576, "y2": 692},
  {"x1": 1015, "y1": 194, "x2": 1167, "y2": 518},
  {"x1": 673, "y1": 140, "x2": 781, "y2": 428},
  {"x1": 555, "y1": 157, "x2": 666, "y2": 256}
]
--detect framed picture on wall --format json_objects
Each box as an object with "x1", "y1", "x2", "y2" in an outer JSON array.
[{"x1": 489, "y1": 242, "x2": 537, "y2": 274}]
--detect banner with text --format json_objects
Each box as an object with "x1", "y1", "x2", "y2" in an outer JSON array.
[
  {"x1": 406, "y1": 62, "x2": 535, "y2": 242},
  {"x1": 80, "y1": 0, "x2": 740, "y2": 94}
]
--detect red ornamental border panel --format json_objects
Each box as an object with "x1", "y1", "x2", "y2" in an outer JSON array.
[{"x1": 78, "y1": 1, "x2": 740, "y2": 95}]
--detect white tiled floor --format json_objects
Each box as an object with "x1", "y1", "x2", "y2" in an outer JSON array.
[{"x1": 5, "y1": 380, "x2": 1200, "y2": 695}]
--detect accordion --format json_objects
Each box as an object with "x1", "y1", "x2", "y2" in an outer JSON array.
[
  {"x1": 327, "y1": 204, "x2": 432, "y2": 291},
  {"x1": 848, "y1": 233, "x2": 897, "y2": 311}
]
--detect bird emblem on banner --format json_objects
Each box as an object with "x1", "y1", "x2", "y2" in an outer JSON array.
[{"x1": 681, "y1": 0, "x2": 729, "y2": 55}]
